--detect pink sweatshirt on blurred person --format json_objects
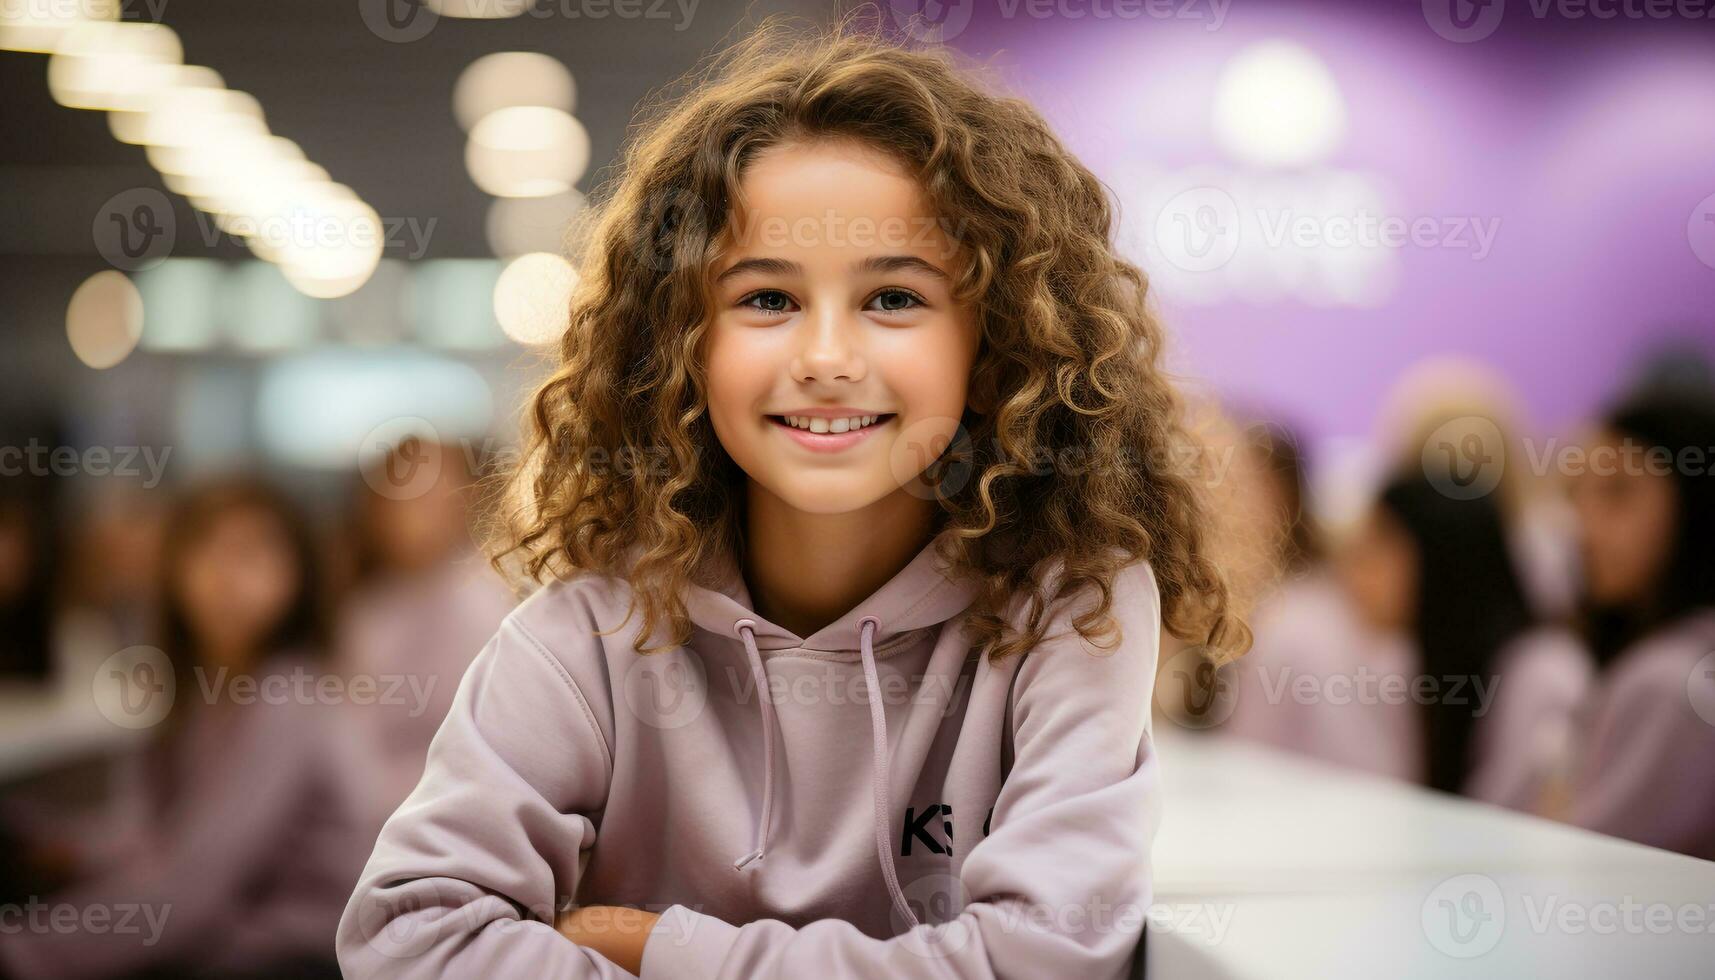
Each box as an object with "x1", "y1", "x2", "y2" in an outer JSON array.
[
  {"x1": 1463, "y1": 627, "x2": 1593, "y2": 810},
  {"x1": 336, "y1": 551, "x2": 517, "y2": 825},
  {"x1": 336, "y1": 529, "x2": 1162, "y2": 979},
  {"x1": 1564, "y1": 609, "x2": 1715, "y2": 860},
  {"x1": 1222, "y1": 572, "x2": 1423, "y2": 782},
  {"x1": 0, "y1": 653, "x2": 375, "y2": 980}
]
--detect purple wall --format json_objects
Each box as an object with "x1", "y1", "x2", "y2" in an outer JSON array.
[{"x1": 942, "y1": 0, "x2": 1715, "y2": 447}]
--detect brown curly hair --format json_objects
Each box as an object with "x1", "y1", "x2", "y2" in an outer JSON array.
[{"x1": 483, "y1": 10, "x2": 1251, "y2": 665}]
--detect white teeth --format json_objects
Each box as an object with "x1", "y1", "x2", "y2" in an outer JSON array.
[{"x1": 781, "y1": 414, "x2": 882, "y2": 433}]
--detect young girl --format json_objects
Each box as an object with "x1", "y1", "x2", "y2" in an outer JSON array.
[
  {"x1": 335, "y1": 438, "x2": 517, "y2": 827},
  {"x1": 336, "y1": 18, "x2": 1244, "y2": 979},
  {"x1": 1334, "y1": 470, "x2": 1589, "y2": 799},
  {"x1": 0, "y1": 479, "x2": 373, "y2": 980},
  {"x1": 1219, "y1": 420, "x2": 1424, "y2": 781},
  {"x1": 1557, "y1": 384, "x2": 1715, "y2": 858}
]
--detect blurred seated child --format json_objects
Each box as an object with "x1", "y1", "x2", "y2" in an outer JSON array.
[
  {"x1": 0, "y1": 478, "x2": 372, "y2": 980},
  {"x1": 333, "y1": 437, "x2": 516, "y2": 826},
  {"x1": 1378, "y1": 357, "x2": 1581, "y2": 621},
  {"x1": 1556, "y1": 385, "x2": 1715, "y2": 859},
  {"x1": 1334, "y1": 471, "x2": 1587, "y2": 798},
  {"x1": 1220, "y1": 420, "x2": 1423, "y2": 780}
]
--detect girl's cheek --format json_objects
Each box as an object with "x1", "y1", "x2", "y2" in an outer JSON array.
[
  {"x1": 882, "y1": 327, "x2": 974, "y2": 411},
  {"x1": 705, "y1": 328, "x2": 772, "y2": 418}
]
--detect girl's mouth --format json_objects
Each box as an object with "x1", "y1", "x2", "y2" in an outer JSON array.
[{"x1": 766, "y1": 413, "x2": 896, "y2": 453}]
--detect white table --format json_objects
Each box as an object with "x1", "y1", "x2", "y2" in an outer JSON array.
[
  {"x1": 1146, "y1": 731, "x2": 1715, "y2": 978},
  {"x1": 0, "y1": 685, "x2": 141, "y2": 784}
]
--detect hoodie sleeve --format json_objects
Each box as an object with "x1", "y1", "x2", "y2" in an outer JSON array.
[
  {"x1": 335, "y1": 612, "x2": 636, "y2": 980},
  {"x1": 639, "y1": 561, "x2": 1163, "y2": 980}
]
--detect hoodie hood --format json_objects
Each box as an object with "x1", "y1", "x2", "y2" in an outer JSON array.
[
  {"x1": 679, "y1": 525, "x2": 981, "y2": 931},
  {"x1": 682, "y1": 525, "x2": 981, "y2": 653}
]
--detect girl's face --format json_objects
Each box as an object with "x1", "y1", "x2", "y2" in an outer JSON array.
[
  {"x1": 1336, "y1": 505, "x2": 1418, "y2": 633},
  {"x1": 1568, "y1": 428, "x2": 1677, "y2": 608},
  {"x1": 702, "y1": 138, "x2": 981, "y2": 516},
  {"x1": 175, "y1": 504, "x2": 300, "y2": 669},
  {"x1": 365, "y1": 442, "x2": 472, "y2": 575}
]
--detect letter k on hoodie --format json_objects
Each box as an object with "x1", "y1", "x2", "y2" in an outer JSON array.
[{"x1": 336, "y1": 527, "x2": 1163, "y2": 979}]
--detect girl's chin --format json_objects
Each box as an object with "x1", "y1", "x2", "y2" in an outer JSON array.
[{"x1": 753, "y1": 476, "x2": 897, "y2": 516}]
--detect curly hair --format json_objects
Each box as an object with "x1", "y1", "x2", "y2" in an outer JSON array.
[{"x1": 483, "y1": 10, "x2": 1251, "y2": 665}]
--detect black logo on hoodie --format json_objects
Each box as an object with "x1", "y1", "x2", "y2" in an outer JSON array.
[{"x1": 900, "y1": 803, "x2": 997, "y2": 856}]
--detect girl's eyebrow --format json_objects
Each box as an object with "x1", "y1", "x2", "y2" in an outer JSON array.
[{"x1": 714, "y1": 254, "x2": 951, "y2": 285}]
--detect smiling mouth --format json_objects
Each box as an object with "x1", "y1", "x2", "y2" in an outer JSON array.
[{"x1": 766, "y1": 413, "x2": 896, "y2": 434}]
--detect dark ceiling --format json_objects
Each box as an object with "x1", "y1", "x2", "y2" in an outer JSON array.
[{"x1": 0, "y1": 0, "x2": 836, "y2": 261}]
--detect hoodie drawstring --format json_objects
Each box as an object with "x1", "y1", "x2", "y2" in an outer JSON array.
[
  {"x1": 732, "y1": 619, "x2": 776, "y2": 871},
  {"x1": 730, "y1": 615, "x2": 922, "y2": 933},
  {"x1": 860, "y1": 615, "x2": 921, "y2": 931}
]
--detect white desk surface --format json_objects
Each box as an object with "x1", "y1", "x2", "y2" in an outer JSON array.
[
  {"x1": 1148, "y1": 730, "x2": 1715, "y2": 978},
  {"x1": 0, "y1": 685, "x2": 140, "y2": 783}
]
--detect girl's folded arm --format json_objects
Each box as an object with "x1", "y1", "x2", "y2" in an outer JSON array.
[
  {"x1": 335, "y1": 613, "x2": 632, "y2": 980},
  {"x1": 641, "y1": 565, "x2": 1163, "y2": 980}
]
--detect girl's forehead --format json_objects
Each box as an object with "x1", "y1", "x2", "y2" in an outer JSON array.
[{"x1": 733, "y1": 140, "x2": 938, "y2": 226}]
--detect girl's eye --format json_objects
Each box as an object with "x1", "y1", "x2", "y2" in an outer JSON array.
[
  {"x1": 740, "y1": 290, "x2": 797, "y2": 315},
  {"x1": 868, "y1": 288, "x2": 926, "y2": 313},
  {"x1": 736, "y1": 287, "x2": 926, "y2": 316}
]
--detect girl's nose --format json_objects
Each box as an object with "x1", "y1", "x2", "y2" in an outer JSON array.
[{"x1": 791, "y1": 306, "x2": 866, "y2": 385}]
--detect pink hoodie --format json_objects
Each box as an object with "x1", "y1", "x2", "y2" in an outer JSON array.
[
  {"x1": 336, "y1": 550, "x2": 518, "y2": 825},
  {"x1": 336, "y1": 528, "x2": 1162, "y2": 978},
  {"x1": 1564, "y1": 609, "x2": 1715, "y2": 859}
]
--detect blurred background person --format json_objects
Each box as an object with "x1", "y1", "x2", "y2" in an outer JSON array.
[
  {"x1": 0, "y1": 478, "x2": 370, "y2": 980},
  {"x1": 1340, "y1": 469, "x2": 1595, "y2": 801},
  {"x1": 1220, "y1": 416, "x2": 1424, "y2": 780},
  {"x1": 49, "y1": 484, "x2": 169, "y2": 699},
  {"x1": 334, "y1": 436, "x2": 516, "y2": 826},
  {"x1": 1378, "y1": 357, "x2": 1583, "y2": 623},
  {"x1": 1151, "y1": 396, "x2": 1277, "y2": 736},
  {"x1": 1555, "y1": 382, "x2": 1715, "y2": 859}
]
